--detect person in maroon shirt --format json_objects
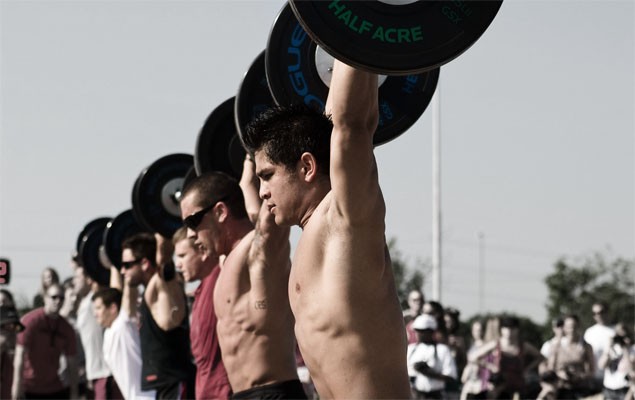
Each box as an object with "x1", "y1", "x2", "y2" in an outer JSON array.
[
  {"x1": 12, "y1": 283, "x2": 78, "y2": 399},
  {"x1": 173, "y1": 226, "x2": 232, "y2": 399}
]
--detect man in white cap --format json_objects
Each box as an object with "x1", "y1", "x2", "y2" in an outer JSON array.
[{"x1": 407, "y1": 313, "x2": 458, "y2": 399}]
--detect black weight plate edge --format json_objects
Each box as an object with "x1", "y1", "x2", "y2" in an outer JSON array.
[
  {"x1": 194, "y1": 97, "x2": 245, "y2": 180},
  {"x1": 79, "y1": 220, "x2": 111, "y2": 286},
  {"x1": 266, "y1": 3, "x2": 330, "y2": 109},
  {"x1": 183, "y1": 166, "x2": 197, "y2": 193},
  {"x1": 194, "y1": 98, "x2": 235, "y2": 175},
  {"x1": 131, "y1": 170, "x2": 154, "y2": 234},
  {"x1": 133, "y1": 153, "x2": 193, "y2": 237},
  {"x1": 373, "y1": 68, "x2": 440, "y2": 146},
  {"x1": 289, "y1": 0, "x2": 503, "y2": 75},
  {"x1": 76, "y1": 217, "x2": 112, "y2": 253},
  {"x1": 103, "y1": 209, "x2": 148, "y2": 269},
  {"x1": 235, "y1": 50, "x2": 276, "y2": 146},
  {"x1": 266, "y1": 3, "x2": 440, "y2": 146}
]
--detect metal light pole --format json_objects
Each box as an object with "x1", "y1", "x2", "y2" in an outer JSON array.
[{"x1": 431, "y1": 81, "x2": 441, "y2": 302}]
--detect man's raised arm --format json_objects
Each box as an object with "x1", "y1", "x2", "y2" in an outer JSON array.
[{"x1": 326, "y1": 60, "x2": 382, "y2": 222}]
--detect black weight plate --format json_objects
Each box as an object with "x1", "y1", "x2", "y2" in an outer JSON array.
[
  {"x1": 194, "y1": 97, "x2": 246, "y2": 180},
  {"x1": 289, "y1": 0, "x2": 503, "y2": 75},
  {"x1": 266, "y1": 3, "x2": 439, "y2": 146},
  {"x1": 235, "y1": 50, "x2": 277, "y2": 145},
  {"x1": 76, "y1": 217, "x2": 111, "y2": 254},
  {"x1": 133, "y1": 153, "x2": 193, "y2": 238},
  {"x1": 102, "y1": 209, "x2": 149, "y2": 269},
  {"x1": 79, "y1": 220, "x2": 111, "y2": 286},
  {"x1": 182, "y1": 166, "x2": 197, "y2": 193}
]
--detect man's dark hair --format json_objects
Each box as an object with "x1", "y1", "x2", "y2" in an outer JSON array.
[
  {"x1": 181, "y1": 171, "x2": 248, "y2": 220},
  {"x1": 242, "y1": 104, "x2": 333, "y2": 173},
  {"x1": 121, "y1": 233, "x2": 157, "y2": 267},
  {"x1": 92, "y1": 287, "x2": 122, "y2": 310}
]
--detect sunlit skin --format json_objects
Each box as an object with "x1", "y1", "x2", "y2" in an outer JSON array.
[
  {"x1": 43, "y1": 285, "x2": 64, "y2": 316},
  {"x1": 92, "y1": 297, "x2": 117, "y2": 329},
  {"x1": 252, "y1": 61, "x2": 410, "y2": 398},
  {"x1": 120, "y1": 249, "x2": 146, "y2": 287},
  {"x1": 179, "y1": 173, "x2": 297, "y2": 393},
  {"x1": 254, "y1": 153, "x2": 316, "y2": 228},
  {"x1": 174, "y1": 238, "x2": 211, "y2": 283}
]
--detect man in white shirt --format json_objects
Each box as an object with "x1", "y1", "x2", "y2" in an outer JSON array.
[
  {"x1": 92, "y1": 286, "x2": 155, "y2": 400},
  {"x1": 407, "y1": 314, "x2": 457, "y2": 399},
  {"x1": 584, "y1": 302, "x2": 615, "y2": 393},
  {"x1": 73, "y1": 266, "x2": 119, "y2": 399}
]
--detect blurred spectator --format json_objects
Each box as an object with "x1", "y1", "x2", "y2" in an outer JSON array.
[
  {"x1": 407, "y1": 314, "x2": 458, "y2": 399},
  {"x1": 404, "y1": 290, "x2": 425, "y2": 344},
  {"x1": 484, "y1": 317, "x2": 500, "y2": 343},
  {"x1": 537, "y1": 317, "x2": 566, "y2": 399},
  {"x1": 598, "y1": 322, "x2": 634, "y2": 400},
  {"x1": 468, "y1": 316, "x2": 543, "y2": 399},
  {"x1": 584, "y1": 301, "x2": 615, "y2": 394},
  {"x1": 423, "y1": 301, "x2": 448, "y2": 344},
  {"x1": 57, "y1": 276, "x2": 86, "y2": 396},
  {"x1": 444, "y1": 307, "x2": 466, "y2": 399},
  {"x1": 540, "y1": 317, "x2": 565, "y2": 359},
  {"x1": 404, "y1": 290, "x2": 425, "y2": 324},
  {"x1": 0, "y1": 288, "x2": 16, "y2": 307},
  {"x1": 32, "y1": 266, "x2": 60, "y2": 308},
  {"x1": 59, "y1": 277, "x2": 79, "y2": 322},
  {"x1": 13, "y1": 283, "x2": 78, "y2": 399},
  {"x1": 461, "y1": 320, "x2": 494, "y2": 400},
  {"x1": 1, "y1": 293, "x2": 24, "y2": 399},
  {"x1": 538, "y1": 314, "x2": 595, "y2": 400}
]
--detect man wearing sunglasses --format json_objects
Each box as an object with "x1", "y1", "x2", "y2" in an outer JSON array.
[
  {"x1": 12, "y1": 283, "x2": 79, "y2": 399},
  {"x1": 172, "y1": 226, "x2": 231, "y2": 399},
  {"x1": 120, "y1": 233, "x2": 196, "y2": 399},
  {"x1": 178, "y1": 157, "x2": 305, "y2": 399}
]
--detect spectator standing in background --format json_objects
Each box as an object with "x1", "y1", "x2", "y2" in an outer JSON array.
[
  {"x1": 584, "y1": 302, "x2": 615, "y2": 394},
  {"x1": 407, "y1": 314, "x2": 458, "y2": 399},
  {"x1": 32, "y1": 266, "x2": 60, "y2": 308},
  {"x1": 598, "y1": 322, "x2": 634, "y2": 400},
  {"x1": 12, "y1": 283, "x2": 78, "y2": 399},
  {"x1": 404, "y1": 290, "x2": 425, "y2": 344},
  {"x1": 461, "y1": 320, "x2": 494, "y2": 400},
  {"x1": 1, "y1": 293, "x2": 24, "y2": 400}
]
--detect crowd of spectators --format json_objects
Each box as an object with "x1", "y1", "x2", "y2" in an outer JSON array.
[{"x1": 2, "y1": 272, "x2": 634, "y2": 399}]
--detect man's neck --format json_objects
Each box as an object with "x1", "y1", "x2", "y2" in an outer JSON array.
[{"x1": 222, "y1": 218, "x2": 253, "y2": 255}]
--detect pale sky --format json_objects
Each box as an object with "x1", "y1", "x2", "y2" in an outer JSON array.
[{"x1": 1, "y1": 0, "x2": 633, "y2": 323}]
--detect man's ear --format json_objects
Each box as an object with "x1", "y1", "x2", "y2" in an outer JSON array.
[
  {"x1": 141, "y1": 257, "x2": 154, "y2": 273},
  {"x1": 214, "y1": 201, "x2": 229, "y2": 223},
  {"x1": 299, "y1": 152, "x2": 319, "y2": 182}
]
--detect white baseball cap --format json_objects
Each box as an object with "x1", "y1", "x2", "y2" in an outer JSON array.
[{"x1": 412, "y1": 314, "x2": 437, "y2": 331}]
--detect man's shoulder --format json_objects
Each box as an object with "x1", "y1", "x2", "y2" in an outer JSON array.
[
  {"x1": 585, "y1": 324, "x2": 615, "y2": 337},
  {"x1": 21, "y1": 308, "x2": 44, "y2": 325}
]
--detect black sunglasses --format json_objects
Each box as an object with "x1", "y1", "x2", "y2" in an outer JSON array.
[
  {"x1": 121, "y1": 259, "x2": 142, "y2": 269},
  {"x1": 48, "y1": 294, "x2": 63, "y2": 301},
  {"x1": 183, "y1": 196, "x2": 229, "y2": 230}
]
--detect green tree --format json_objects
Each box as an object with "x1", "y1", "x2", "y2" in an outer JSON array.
[
  {"x1": 544, "y1": 252, "x2": 634, "y2": 331},
  {"x1": 388, "y1": 238, "x2": 427, "y2": 309}
]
